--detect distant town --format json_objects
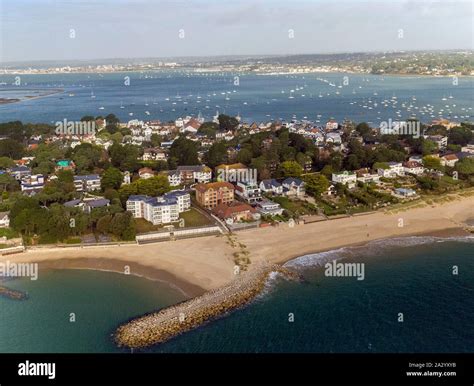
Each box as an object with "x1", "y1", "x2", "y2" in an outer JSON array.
[{"x1": 1, "y1": 50, "x2": 473, "y2": 76}]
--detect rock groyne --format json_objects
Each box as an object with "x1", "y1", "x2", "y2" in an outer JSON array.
[
  {"x1": 0, "y1": 285, "x2": 28, "y2": 300},
  {"x1": 115, "y1": 263, "x2": 301, "y2": 349}
]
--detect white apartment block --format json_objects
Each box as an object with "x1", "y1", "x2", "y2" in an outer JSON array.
[
  {"x1": 332, "y1": 171, "x2": 357, "y2": 188},
  {"x1": 74, "y1": 175, "x2": 101, "y2": 192},
  {"x1": 378, "y1": 162, "x2": 405, "y2": 178},
  {"x1": 126, "y1": 190, "x2": 190, "y2": 225}
]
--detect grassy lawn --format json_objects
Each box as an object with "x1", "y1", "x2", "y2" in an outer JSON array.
[
  {"x1": 134, "y1": 208, "x2": 213, "y2": 233},
  {"x1": 272, "y1": 196, "x2": 318, "y2": 217},
  {"x1": 0, "y1": 227, "x2": 18, "y2": 239},
  {"x1": 179, "y1": 208, "x2": 214, "y2": 227},
  {"x1": 134, "y1": 218, "x2": 163, "y2": 233},
  {"x1": 65, "y1": 237, "x2": 82, "y2": 244}
]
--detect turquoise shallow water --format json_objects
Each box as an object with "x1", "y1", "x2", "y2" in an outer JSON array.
[
  {"x1": 0, "y1": 270, "x2": 186, "y2": 353},
  {"x1": 1, "y1": 237, "x2": 473, "y2": 353}
]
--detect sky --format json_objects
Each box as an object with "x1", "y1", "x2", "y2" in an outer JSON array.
[{"x1": 0, "y1": 0, "x2": 472, "y2": 63}]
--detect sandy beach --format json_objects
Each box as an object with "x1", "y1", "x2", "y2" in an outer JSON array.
[{"x1": 1, "y1": 195, "x2": 473, "y2": 296}]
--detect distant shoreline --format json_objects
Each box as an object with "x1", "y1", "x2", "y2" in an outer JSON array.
[
  {"x1": 0, "y1": 88, "x2": 64, "y2": 105},
  {"x1": 2, "y1": 70, "x2": 472, "y2": 77}
]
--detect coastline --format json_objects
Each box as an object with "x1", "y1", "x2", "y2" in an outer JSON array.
[
  {"x1": 36, "y1": 258, "x2": 206, "y2": 298},
  {"x1": 0, "y1": 88, "x2": 64, "y2": 105},
  {"x1": 0, "y1": 195, "x2": 472, "y2": 297}
]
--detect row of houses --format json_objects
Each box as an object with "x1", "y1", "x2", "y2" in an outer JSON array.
[
  {"x1": 138, "y1": 165, "x2": 212, "y2": 186},
  {"x1": 6, "y1": 164, "x2": 102, "y2": 195},
  {"x1": 192, "y1": 177, "x2": 306, "y2": 224}
]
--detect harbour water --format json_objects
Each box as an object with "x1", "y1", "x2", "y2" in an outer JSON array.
[
  {"x1": 0, "y1": 72, "x2": 472, "y2": 124},
  {"x1": 1, "y1": 238, "x2": 473, "y2": 353}
]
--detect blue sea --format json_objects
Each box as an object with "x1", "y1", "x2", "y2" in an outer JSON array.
[
  {"x1": 0, "y1": 71, "x2": 473, "y2": 124},
  {"x1": 1, "y1": 237, "x2": 473, "y2": 353}
]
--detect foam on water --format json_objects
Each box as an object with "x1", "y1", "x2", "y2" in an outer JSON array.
[{"x1": 283, "y1": 235, "x2": 474, "y2": 270}]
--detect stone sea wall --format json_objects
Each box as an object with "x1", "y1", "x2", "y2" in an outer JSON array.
[{"x1": 115, "y1": 263, "x2": 301, "y2": 349}]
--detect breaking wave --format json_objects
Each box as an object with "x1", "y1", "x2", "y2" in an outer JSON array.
[{"x1": 283, "y1": 235, "x2": 474, "y2": 270}]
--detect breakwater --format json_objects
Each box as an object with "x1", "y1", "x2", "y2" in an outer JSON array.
[
  {"x1": 115, "y1": 263, "x2": 302, "y2": 349},
  {"x1": 0, "y1": 285, "x2": 28, "y2": 300}
]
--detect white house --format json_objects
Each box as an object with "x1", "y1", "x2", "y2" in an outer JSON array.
[
  {"x1": 235, "y1": 181, "x2": 262, "y2": 204},
  {"x1": 440, "y1": 154, "x2": 459, "y2": 167},
  {"x1": 403, "y1": 161, "x2": 425, "y2": 175},
  {"x1": 74, "y1": 175, "x2": 101, "y2": 192},
  {"x1": 20, "y1": 174, "x2": 45, "y2": 192},
  {"x1": 142, "y1": 148, "x2": 167, "y2": 161},
  {"x1": 256, "y1": 199, "x2": 283, "y2": 216},
  {"x1": 167, "y1": 170, "x2": 182, "y2": 187},
  {"x1": 356, "y1": 172, "x2": 381, "y2": 184},
  {"x1": 326, "y1": 132, "x2": 342, "y2": 144},
  {"x1": 176, "y1": 165, "x2": 212, "y2": 184},
  {"x1": 10, "y1": 166, "x2": 31, "y2": 180},
  {"x1": 332, "y1": 171, "x2": 357, "y2": 188},
  {"x1": 282, "y1": 177, "x2": 305, "y2": 197},
  {"x1": 138, "y1": 167, "x2": 154, "y2": 179},
  {"x1": 424, "y1": 135, "x2": 448, "y2": 150},
  {"x1": 378, "y1": 162, "x2": 405, "y2": 178},
  {"x1": 326, "y1": 119, "x2": 338, "y2": 131},
  {"x1": 0, "y1": 212, "x2": 10, "y2": 227},
  {"x1": 259, "y1": 179, "x2": 283, "y2": 195}
]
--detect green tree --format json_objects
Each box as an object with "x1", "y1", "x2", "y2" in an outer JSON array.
[
  {"x1": 169, "y1": 137, "x2": 199, "y2": 165},
  {"x1": 198, "y1": 122, "x2": 218, "y2": 138},
  {"x1": 455, "y1": 158, "x2": 474, "y2": 177},
  {"x1": 355, "y1": 122, "x2": 372, "y2": 139},
  {"x1": 109, "y1": 212, "x2": 135, "y2": 240},
  {"x1": 101, "y1": 167, "x2": 123, "y2": 191},
  {"x1": 118, "y1": 184, "x2": 138, "y2": 205},
  {"x1": 320, "y1": 165, "x2": 334, "y2": 179},
  {"x1": 135, "y1": 175, "x2": 170, "y2": 196},
  {"x1": 279, "y1": 161, "x2": 303, "y2": 178},
  {"x1": 448, "y1": 126, "x2": 473, "y2": 146},
  {"x1": 0, "y1": 174, "x2": 19, "y2": 193},
  {"x1": 109, "y1": 143, "x2": 140, "y2": 171},
  {"x1": 304, "y1": 174, "x2": 330, "y2": 196},
  {"x1": 218, "y1": 114, "x2": 239, "y2": 131},
  {"x1": 423, "y1": 156, "x2": 443, "y2": 171},
  {"x1": 373, "y1": 162, "x2": 389, "y2": 170},
  {"x1": 205, "y1": 142, "x2": 227, "y2": 168},
  {"x1": 150, "y1": 133, "x2": 163, "y2": 147},
  {"x1": 422, "y1": 139, "x2": 438, "y2": 155},
  {"x1": 0, "y1": 139, "x2": 24, "y2": 159},
  {"x1": 97, "y1": 214, "x2": 113, "y2": 234},
  {"x1": 0, "y1": 156, "x2": 14, "y2": 169},
  {"x1": 236, "y1": 148, "x2": 252, "y2": 165}
]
